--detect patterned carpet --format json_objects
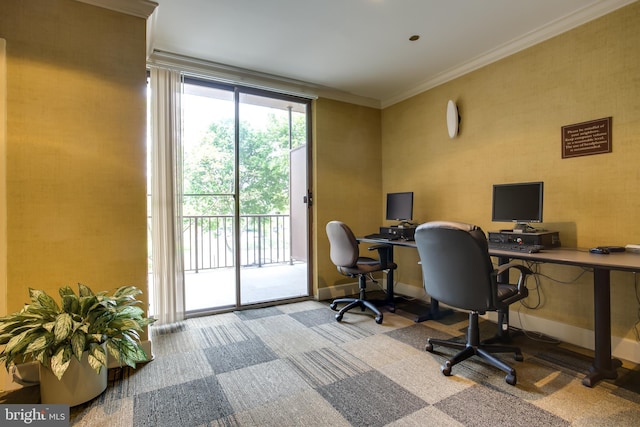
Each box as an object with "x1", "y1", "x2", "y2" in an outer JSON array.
[{"x1": 7, "y1": 299, "x2": 640, "y2": 426}]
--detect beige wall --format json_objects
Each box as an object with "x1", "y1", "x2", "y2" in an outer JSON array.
[
  {"x1": 1, "y1": 38, "x2": 6, "y2": 317},
  {"x1": 313, "y1": 98, "x2": 382, "y2": 295},
  {"x1": 1, "y1": 0, "x2": 638, "y2": 366},
  {"x1": 0, "y1": 1, "x2": 148, "y2": 313},
  {"x1": 381, "y1": 3, "x2": 640, "y2": 339}
]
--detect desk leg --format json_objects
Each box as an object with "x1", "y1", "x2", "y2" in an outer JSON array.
[
  {"x1": 414, "y1": 298, "x2": 453, "y2": 322},
  {"x1": 369, "y1": 245, "x2": 396, "y2": 312},
  {"x1": 582, "y1": 268, "x2": 622, "y2": 387},
  {"x1": 383, "y1": 259, "x2": 396, "y2": 312}
]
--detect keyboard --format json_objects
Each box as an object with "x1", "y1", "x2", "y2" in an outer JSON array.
[
  {"x1": 488, "y1": 242, "x2": 544, "y2": 253},
  {"x1": 363, "y1": 233, "x2": 400, "y2": 241}
]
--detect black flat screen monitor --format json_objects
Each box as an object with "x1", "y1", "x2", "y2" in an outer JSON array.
[
  {"x1": 492, "y1": 182, "x2": 543, "y2": 232},
  {"x1": 386, "y1": 192, "x2": 413, "y2": 223}
]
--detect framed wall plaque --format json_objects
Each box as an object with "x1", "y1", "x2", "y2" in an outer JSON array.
[{"x1": 561, "y1": 117, "x2": 612, "y2": 159}]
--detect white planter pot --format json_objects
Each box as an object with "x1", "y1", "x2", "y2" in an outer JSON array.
[{"x1": 39, "y1": 350, "x2": 108, "y2": 407}]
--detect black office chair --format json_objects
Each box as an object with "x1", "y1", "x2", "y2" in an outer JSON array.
[
  {"x1": 326, "y1": 221, "x2": 397, "y2": 324},
  {"x1": 414, "y1": 221, "x2": 531, "y2": 385}
]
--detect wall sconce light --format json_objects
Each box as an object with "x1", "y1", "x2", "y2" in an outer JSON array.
[{"x1": 447, "y1": 100, "x2": 460, "y2": 139}]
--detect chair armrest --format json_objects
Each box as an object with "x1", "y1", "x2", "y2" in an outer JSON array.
[
  {"x1": 493, "y1": 262, "x2": 533, "y2": 303},
  {"x1": 368, "y1": 244, "x2": 392, "y2": 269}
]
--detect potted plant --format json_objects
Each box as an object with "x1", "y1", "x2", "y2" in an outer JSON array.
[{"x1": 0, "y1": 283, "x2": 155, "y2": 406}]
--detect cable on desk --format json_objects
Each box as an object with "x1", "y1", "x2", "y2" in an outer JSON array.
[{"x1": 533, "y1": 266, "x2": 593, "y2": 285}]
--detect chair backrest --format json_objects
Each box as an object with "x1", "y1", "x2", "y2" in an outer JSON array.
[
  {"x1": 414, "y1": 221, "x2": 497, "y2": 312},
  {"x1": 326, "y1": 221, "x2": 359, "y2": 268}
]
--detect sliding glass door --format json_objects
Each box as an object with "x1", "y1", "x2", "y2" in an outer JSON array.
[{"x1": 181, "y1": 78, "x2": 311, "y2": 313}]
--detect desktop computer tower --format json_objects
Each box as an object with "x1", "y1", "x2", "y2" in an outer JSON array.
[
  {"x1": 488, "y1": 230, "x2": 561, "y2": 248},
  {"x1": 380, "y1": 226, "x2": 416, "y2": 241}
]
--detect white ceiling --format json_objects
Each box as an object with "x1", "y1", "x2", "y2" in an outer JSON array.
[{"x1": 91, "y1": 0, "x2": 635, "y2": 107}]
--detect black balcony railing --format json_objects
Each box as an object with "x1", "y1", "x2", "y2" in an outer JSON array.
[{"x1": 182, "y1": 214, "x2": 291, "y2": 272}]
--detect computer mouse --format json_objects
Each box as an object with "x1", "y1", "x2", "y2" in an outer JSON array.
[{"x1": 590, "y1": 247, "x2": 610, "y2": 254}]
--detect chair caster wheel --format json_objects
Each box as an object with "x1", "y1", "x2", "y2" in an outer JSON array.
[
  {"x1": 505, "y1": 373, "x2": 517, "y2": 385},
  {"x1": 375, "y1": 315, "x2": 383, "y2": 324},
  {"x1": 330, "y1": 302, "x2": 338, "y2": 311},
  {"x1": 388, "y1": 307, "x2": 396, "y2": 313},
  {"x1": 514, "y1": 353, "x2": 523, "y2": 362},
  {"x1": 441, "y1": 361, "x2": 452, "y2": 376},
  {"x1": 335, "y1": 314, "x2": 343, "y2": 322},
  {"x1": 425, "y1": 342, "x2": 434, "y2": 352}
]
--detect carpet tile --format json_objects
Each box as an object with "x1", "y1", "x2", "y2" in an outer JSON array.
[
  {"x1": 317, "y1": 370, "x2": 428, "y2": 427},
  {"x1": 204, "y1": 337, "x2": 279, "y2": 374},
  {"x1": 285, "y1": 347, "x2": 371, "y2": 387},
  {"x1": 4, "y1": 299, "x2": 638, "y2": 426},
  {"x1": 216, "y1": 359, "x2": 311, "y2": 413},
  {"x1": 133, "y1": 375, "x2": 233, "y2": 427},
  {"x1": 434, "y1": 384, "x2": 569, "y2": 426}
]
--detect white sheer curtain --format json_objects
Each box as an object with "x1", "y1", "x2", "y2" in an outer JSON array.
[{"x1": 149, "y1": 66, "x2": 185, "y2": 325}]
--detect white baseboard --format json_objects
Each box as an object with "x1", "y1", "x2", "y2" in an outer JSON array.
[
  {"x1": 497, "y1": 310, "x2": 640, "y2": 365},
  {"x1": 317, "y1": 279, "x2": 428, "y2": 302},
  {"x1": 322, "y1": 281, "x2": 640, "y2": 365}
]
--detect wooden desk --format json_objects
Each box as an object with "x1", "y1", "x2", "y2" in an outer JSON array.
[{"x1": 490, "y1": 247, "x2": 640, "y2": 387}]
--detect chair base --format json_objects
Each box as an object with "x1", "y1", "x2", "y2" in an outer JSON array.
[
  {"x1": 330, "y1": 298, "x2": 383, "y2": 324},
  {"x1": 480, "y1": 308, "x2": 521, "y2": 345},
  {"x1": 425, "y1": 312, "x2": 522, "y2": 385}
]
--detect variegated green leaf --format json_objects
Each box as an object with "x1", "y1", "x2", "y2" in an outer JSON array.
[
  {"x1": 36, "y1": 292, "x2": 59, "y2": 312},
  {"x1": 110, "y1": 318, "x2": 143, "y2": 332},
  {"x1": 79, "y1": 295, "x2": 99, "y2": 316},
  {"x1": 117, "y1": 306, "x2": 144, "y2": 318},
  {"x1": 51, "y1": 347, "x2": 71, "y2": 380},
  {"x1": 0, "y1": 332, "x2": 15, "y2": 345},
  {"x1": 53, "y1": 313, "x2": 73, "y2": 343},
  {"x1": 5, "y1": 330, "x2": 31, "y2": 354},
  {"x1": 58, "y1": 286, "x2": 76, "y2": 298},
  {"x1": 71, "y1": 331, "x2": 86, "y2": 360},
  {"x1": 42, "y1": 321, "x2": 56, "y2": 333},
  {"x1": 35, "y1": 351, "x2": 48, "y2": 366},
  {"x1": 61, "y1": 294, "x2": 80, "y2": 314},
  {"x1": 0, "y1": 319, "x2": 26, "y2": 334},
  {"x1": 87, "y1": 355, "x2": 104, "y2": 374},
  {"x1": 25, "y1": 335, "x2": 52, "y2": 354},
  {"x1": 28, "y1": 288, "x2": 45, "y2": 303},
  {"x1": 105, "y1": 340, "x2": 120, "y2": 360},
  {"x1": 78, "y1": 284, "x2": 94, "y2": 298},
  {"x1": 87, "y1": 344, "x2": 107, "y2": 373}
]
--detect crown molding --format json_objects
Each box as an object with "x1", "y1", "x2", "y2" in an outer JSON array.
[
  {"x1": 381, "y1": 0, "x2": 637, "y2": 108},
  {"x1": 148, "y1": 50, "x2": 381, "y2": 109},
  {"x1": 75, "y1": 0, "x2": 158, "y2": 19}
]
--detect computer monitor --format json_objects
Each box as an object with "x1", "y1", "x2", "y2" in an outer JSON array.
[
  {"x1": 386, "y1": 192, "x2": 413, "y2": 224},
  {"x1": 492, "y1": 182, "x2": 544, "y2": 232}
]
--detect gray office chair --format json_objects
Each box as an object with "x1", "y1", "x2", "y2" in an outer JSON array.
[
  {"x1": 326, "y1": 221, "x2": 397, "y2": 324},
  {"x1": 414, "y1": 221, "x2": 531, "y2": 385}
]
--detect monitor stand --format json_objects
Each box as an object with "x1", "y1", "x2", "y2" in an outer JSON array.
[
  {"x1": 512, "y1": 223, "x2": 537, "y2": 233},
  {"x1": 393, "y1": 221, "x2": 416, "y2": 228}
]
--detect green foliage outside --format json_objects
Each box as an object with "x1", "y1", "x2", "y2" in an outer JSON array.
[{"x1": 182, "y1": 111, "x2": 306, "y2": 218}]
